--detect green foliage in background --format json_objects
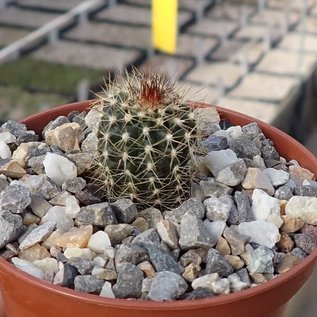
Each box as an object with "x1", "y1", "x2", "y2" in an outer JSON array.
[{"x1": 0, "y1": 58, "x2": 104, "y2": 96}]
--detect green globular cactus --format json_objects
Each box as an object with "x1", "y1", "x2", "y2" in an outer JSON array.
[{"x1": 92, "y1": 70, "x2": 202, "y2": 210}]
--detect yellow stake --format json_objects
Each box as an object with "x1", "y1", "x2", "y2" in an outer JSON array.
[{"x1": 152, "y1": 0, "x2": 178, "y2": 54}]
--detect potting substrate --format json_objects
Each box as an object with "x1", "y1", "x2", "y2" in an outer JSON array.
[{"x1": 0, "y1": 104, "x2": 316, "y2": 302}]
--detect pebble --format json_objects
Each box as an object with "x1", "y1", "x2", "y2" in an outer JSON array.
[
  {"x1": 45, "y1": 122, "x2": 82, "y2": 153},
  {"x1": 76, "y1": 203, "x2": 116, "y2": 227},
  {"x1": 247, "y1": 246, "x2": 274, "y2": 274},
  {"x1": 294, "y1": 234, "x2": 317, "y2": 254},
  {"x1": 100, "y1": 281, "x2": 115, "y2": 298},
  {"x1": 105, "y1": 224, "x2": 134, "y2": 245},
  {"x1": 301, "y1": 224, "x2": 317, "y2": 240},
  {"x1": 0, "y1": 160, "x2": 26, "y2": 178},
  {"x1": 74, "y1": 275, "x2": 104, "y2": 294},
  {"x1": 64, "y1": 247, "x2": 96, "y2": 260},
  {"x1": 156, "y1": 220, "x2": 179, "y2": 249},
  {"x1": 138, "y1": 261, "x2": 156, "y2": 278},
  {"x1": 33, "y1": 258, "x2": 58, "y2": 275},
  {"x1": 277, "y1": 232, "x2": 294, "y2": 252},
  {"x1": 19, "y1": 243, "x2": 50, "y2": 261},
  {"x1": 0, "y1": 131, "x2": 16, "y2": 144},
  {"x1": 216, "y1": 159, "x2": 247, "y2": 186},
  {"x1": 242, "y1": 168, "x2": 274, "y2": 195},
  {"x1": 182, "y1": 287, "x2": 214, "y2": 300},
  {"x1": 191, "y1": 273, "x2": 219, "y2": 290},
  {"x1": 27, "y1": 155, "x2": 45, "y2": 174},
  {"x1": 67, "y1": 257, "x2": 93, "y2": 275},
  {"x1": 202, "y1": 135, "x2": 228, "y2": 151},
  {"x1": 0, "y1": 141, "x2": 11, "y2": 159},
  {"x1": 111, "y1": 199, "x2": 137, "y2": 224},
  {"x1": 274, "y1": 181, "x2": 295, "y2": 200},
  {"x1": 19, "y1": 221, "x2": 55, "y2": 250},
  {"x1": 285, "y1": 196, "x2": 317, "y2": 225},
  {"x1": 199, "y1": 178, "x2": 233, "y2": 197},
  {"x1": 163, "y1": 198, "x2": 205, "y2": 225},
  {"x1": 235, "y1": 268, "x2": 251, "y2": 286},
  {"x1": 182, "y1": 263, "x2": 201, "y2": 282},
  {"x1": 251, "y1": 189, "x2": 281, "y2": 223},
  {"x1": 131, "y1": 217, "x2": 149, "y2": 232},
  {"x1": 204, "y1": 195, "x2": 231, "y2": 222},
  {"x1": 203, "y1": 220, "x2": 226, "y2": 246},
  {"x1": 139, "y1": 207, "x2": 163, "y2": 228},
  {"x1": 205, "y1": 249, "x2": 234, "y2": 277},
  {"x1": 216, "y1": 237, "x2": 231, "y2": 255},
  {"x1": 280, "y1": 215, "x2": 305, "y2": 233},
  {"x1": 228, "y1": 273, "x2": 249, "y2": 292},
  {"x1": 53, "y1": 262, "x2": 65, "y2": 285},
  {"x1": 65, "y1": 196, "x2": 80, "y2": 218},
  {"x1": 49, "y1": 191, "x2": 73, "y2": 206},
  {"x1": 30, "y1": 196, "x2": 52, "y2": 218},
  {"x1": 11, "y1": 257, "x2": 44, "y2": 279},
  {"x1": 238, "y1": 220, "x2": 280, "y2": 249},
  {"x1": 81, "y1": 132, "x2": 98, "y2": 153},
  {"x1": 263, "y1": 168, "x2": 290, "y2": 187},
  {"x1": 54, "y1": 225, "x2": 93, "y2": 249},
  {"x1": 41, "y1": 206, "x2": 73, "y2": 233},
  {"x1": 115, "y1": 244, "x2": 146, "y2": 266},
  {"x1": 23, "y1": 175, "x2": 59, "y2": 200},
  {"x1": 289, "y1": 165, "x2": 315, "y2": 186},
  {"x1": 223, "y1": 227, "x2": 249, "y2": 256},
  {"x1": 88, "y1": 231, "x2": 112, "y2": 253},
  {"x1": 148, "y1": 271, "x2": 188, "y2": 301},
  {"x1": 275, "y1": 253, "x2": 301, "y2": 274},
  {"x1": 242, "y1": 122, "x2": 262, "y2": 139},
  {"x1": 234, "y1": 191, "x2": 253, "y2": 223},
  {"x1": 179, "y1": 213, "x2": 213, "y2": 250},
  {"x1": 209, "y1": 278, "x2": 230, "y2": 295},
  {"x1": 23, "y1": 212, "x2": 40, "y2": 225},
  {"x1": 141, "y1": 243, "x2": 183, "y2": 275},
  {"x1": 227, "y1": 126, "x2": 243, "y2": 139},
  {"x1": 43, "y1": 153, "x2": 77, "y2": 186},
  {"x1": 229, "y1": 136, "x2": 261, "y2": 159},
  {"x1": 132, "y1": 228, "x2": 160, "y2": 247},
  {"x1": 0, "y1": 211, "x2": 24, "y2": 249},
  {"x1": 295, "y1": 185, "x2": 317, "y2": 197},
  {"x1": 179, "y1": 250, "x2": 202, "y2": 268},
  {"x1": 113, "y1": 263, "x2": 143, "y2": 299},
  {"x1": 0, "y1": 183, "x2": 31, "y2": 214},
  {"x1": 62, "y1": 177, "x2": 86, "y2": 194}
]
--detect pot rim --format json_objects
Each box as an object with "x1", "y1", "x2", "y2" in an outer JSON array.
[{"x1": 0, "y1": 100, "x2": 316, "y2": 310}]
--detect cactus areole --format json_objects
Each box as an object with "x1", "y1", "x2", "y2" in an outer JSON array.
[{"x1": 92, "y1": 70, "x2": 202, "y2": 209}]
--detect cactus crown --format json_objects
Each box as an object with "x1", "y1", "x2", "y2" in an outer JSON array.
[{"x1": 92, "y1": 69, "x2": 202, "y2": 210}]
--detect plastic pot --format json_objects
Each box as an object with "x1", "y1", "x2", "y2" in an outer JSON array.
[{"x1": 0, "y1": 100, "x2": 316, "y2": 317}]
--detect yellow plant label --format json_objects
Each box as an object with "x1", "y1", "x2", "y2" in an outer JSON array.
[{"x1": 152, "y1": 0, "x2": 178, "y2": 54}]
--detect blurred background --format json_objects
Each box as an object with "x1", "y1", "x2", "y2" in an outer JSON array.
[{"x1": 0, "y1": 0, "x2": 316, "y2": 315}]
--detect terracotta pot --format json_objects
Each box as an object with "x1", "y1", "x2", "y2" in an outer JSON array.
[{"x1": 0, "y1": 100, "x2": 316, "y2": 317}]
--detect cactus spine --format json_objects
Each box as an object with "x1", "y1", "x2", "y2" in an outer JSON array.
[{"x1": 93, "y1": 70, "x2": 201, "y2": 209}]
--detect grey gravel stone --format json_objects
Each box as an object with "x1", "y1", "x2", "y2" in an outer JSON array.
[
  {"x1": 49, "y1": 190, "x2": 72, "y2": 206},
  {"x1": 105, "y1": 224, "x2": 135, "y2": 245},
  {"x1": 228, "y1": 273, "x2": 249, "y2": 292},
  {"x1": 113, "y1": 263, "x2": 143, "y2": 299},
  {"x1": 74, "y1": 275, "x2": 104, "y2": 294},
  {"x1": 67, "y1": 257, "x2": 93, "y2": 275},
  {"x1": 75, "y1": 189, "x2": 101, "y2": 205},
  {"x1": 115, "y1": 244, "x2": 146, "y2": 266},
  {"x1": 242, "y1": 123, "x2": 262, "y2": 139},
  {"x1": 202, "y1": 135, "x2": 228, "y2": 151},
  {"x1": 63, "y1": 263, "x2": 80, "y2": 288},
  {"x1": 274, "y1": 180, "x2": 295, "y2": 200},
  {"x1": 294, "y1": 234, "x2": 317, "y2": 254},
  {"x1": 66, "y1": 152, "x2": 93, "y2": 175},
  {"x1": 229, "y1": 136, "x2": 261, "y2": 159},
  {"x1": 132, "y1": 228, "x2": 160, "y2": 247},
  {"x1": 182, "y1": 287, "x2": 214, "y2": 300},
  {"x1": 223, "y1": 227, "x2": 250, "y2": 256},
  {"x1": 141, "y1": 243, "x2": 184, "y2": 275},
  {"x1": 0, "y1": 183, "x2": 31, "y2": 213},
  {"x1": 156, "y1": 220, "x2": 179, "y2": 249},
  {"x1": 75, "y1": 203, "x2": 117, "y2": 227},
  {"x1": 163, "y1": 198, "x2": 205, "y2": 225},
  {"x1": 24, "y1": 175, "x2": 59, "y2": 200},
  {"x1": 62, "y1": 177, "x2": 86, "y2": 194},
  {"x1": 179, "y1": 250, "x2": 202, "y2": 267},
  {"x1": 0, "y1": 210, "x2": 24, "y2": 248},
  {"x1": 234, "y1": 191, "x2": 253, "y2": 223},
  {"x1": 216, "y1": 159, "x2": 247, "y2": 186},
  {"x1": 204, "y1": 195, "x2": 231, "y2": 222},
  {"x1": 148, "y1": 271, "x2": 188, "y2": 301},
  {"x1": 29, "y1": 196, "x2": 52, "y2": 218},
  {"x1": 111, "y1": 199, "x2": 137, "y2": 224},
  {"x1": 203, "y1": 220, "x2": 226, "y2": 246},
  {"x1": 81, "y1": 132, "x2": 98, "y2": 153},
  {"x1": 138, "y1": 207, "x2": 163, "y2": 228},
  {"x1": 291, "y1": 247, "x2": 308, "y2": 259},
  {"x1": 19, "y1": 221, "x2": 55, "y2": 250},
  {"x1": 235, "y1": 268, "x2": 251, "y2": 286},
  {"x1": 247, "y1": 246, "x2": 274, "y2": 274},
  {"x1": 43, "y1": 116, "x2": 70, "y2": 137},
  {"x1": 179, "y1": 212, "x2": 213, "y2": 250},
  {"x1": 200, "y1": 178, "x2": 233, "y2": 197},
  {"x1": 0, "y1": 120, "x2": 28, "y2": 138},
  {"x1": 295, "y1": 185, "x2": 317, "y2": 197},
  {"x1": 261, "y1": 140, "x2": 280, "y2": 164},
  {"x1": 205, "y1": 249, "x2": 234, "y2": 277},
  {"x1": 209, "y1": 278, "x2": 230, "y2": 295},
  {"x1": 27, "y1": 155, "x2": 46, "y2": 174}
]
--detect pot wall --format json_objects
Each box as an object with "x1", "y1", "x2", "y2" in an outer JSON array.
[{"x1": 0, "y1": 101, "x2": 316, "y2": 317}]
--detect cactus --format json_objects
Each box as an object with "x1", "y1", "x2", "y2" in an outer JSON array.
[{"x1": 92, "y1": 70, "x2": 202, "y2": 209}]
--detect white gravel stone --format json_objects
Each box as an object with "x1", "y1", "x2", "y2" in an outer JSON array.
[
  {"x1": 226, "y1": 126, "x2": 243, "y2": 139},
  {"x1": 100, "y1": 281, "x2": 115, "y2": 298},
  {"x1": 64, "y1": 247, "x2": 96, "y2": 260},
  {"x1": 93, "y1": 256, "x2": 107, "y2": 268},
  {"x1": 0, "y1": 141, "x2": 11, "y2": 159},
  {"x1": 88, "y1": 231, "x2": 112, "y2": 253},
  {"x1": 191, "y1": 273, "x2": 219, "y2": 290},
  {"x1": 204, "y1": 220, "x2": 226, "y2": 245},
  {"x1": 65, "y1": 196, "x2": 80, "y2": 218},
  {"x1": 203, "y1": 149, "x2": 238, "y2": 176},
  {"x1": 242, "y1": 168, "x2": 275, "y2": 195},
  {"x1": 0, "y1": 131, "x2": 16, "y2": 144},
  {"x1": 238, "y1": 220, "x2": 280, "y2": 248},
  {"x1": 43, "y1": 153, "x2": 77, "y2": 186},
  {"x1": 33, "y1": 257, "x2": 58, "y2": 274},
  {"x1": 11, "y1": 257, "x2": 44, "y2": 279},
  {"x1": 263, "y1": 168, "x2": 290, "y2": 187},
  {"x1": 285, "y1": 196, "x2": 317, "y2": 225},
  {"x1": 252, "y1": 189, "x2": 281, "y2": 223},
  {"x1": 19, "y1": 221, "x2": 55, "y2": 250},
  {"x1": 41, "y1": 206, "x2": 74, "y2": 233},
  {"x1": 209, "y1": 278, "x2": 230, "y2": 295},
  {"x1": 204, "y1": 195, "x2": 231, "y2": 221}
]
